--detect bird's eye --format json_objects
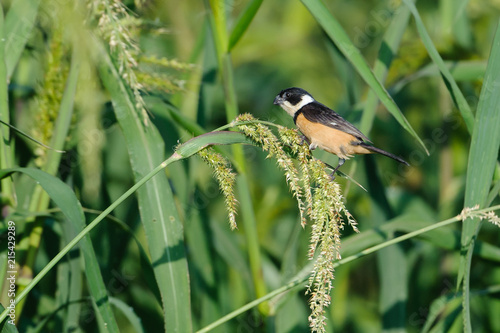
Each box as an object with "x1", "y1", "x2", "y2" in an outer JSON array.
[{"x1": 284, "y1": 92, "x2": 290, "y2": 98}]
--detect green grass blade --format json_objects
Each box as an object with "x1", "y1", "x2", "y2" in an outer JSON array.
[
  {"x1": 0, "y1": 4, "x2": 15, "y2": 207},
  {"x1": 365, "y1": 158, "x2": 407, "y2": 332},
  {"x1": 43, "y1": 47, "x2": 79, "y2": 174},
  {"x1": 300, "y1": 0, "x2": 428, "y2": 154},
  {"x1": 422, "y1": 285, "x2": 500, "y2": 333},
  {"x1": 402, "y1": 0, "x2": 475, "y2": 135},
  {"x1": 177, "y1": 131, "x2": 254, "y2": 157},
  {"x1": 144, "y1": 95, "x2": 206, "y2": 136},
  {"x1": 184, "y1": 210, "x2": 222, "y2": 330},
  {"x1": 228, "y1": 0, "x2": 263, "y2": 51},
  {"x1": 0, "y1": 303, "x2": 19, "y2": 332},
  {"x1": 97, "y1": 43, "x2": 192, "y2": 332},
  {"x1": 0, "y1": 119, "x2": 65, "y2": 152},
  {"x1": 390, "y1": 60, "x2": 487, "y2": 94},
  {"x1": 2, "y1": 0, "x2": 41, "y2": 79},
  {"x1": 58, "y1": 221, "x2": 83, "y2": 333},
  {"x1": 441, "y1": 0, "x2": 472, "y2": 48},
  {"x1": 210, "y1": 219, "x2": 252, "y2": 284},
  {"x1": 360, "y1": 0, "x2": 414, "y2": 133},
  {"x1": 459, "y1": 20, "x2": 500, "y2": 332},
  {"x1": 85, "y1": 208, "x2": 162, "y2": 304},
  {"x1": 109, "y1": 297, "x2": 145, "y2": 333},
  {"x1": 422, "y1": 292, "x2": 461, "y2": 333},
  {"x1": 487, "y1": 176, "x2": 500, "y2": 206},
  {"x1": 0, "y1": 167, "x2": 119, "y2": 332}
]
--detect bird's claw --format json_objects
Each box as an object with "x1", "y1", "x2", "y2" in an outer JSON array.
[{"x1": 298, "y1": 134, "x2": 309, "y2": 146}]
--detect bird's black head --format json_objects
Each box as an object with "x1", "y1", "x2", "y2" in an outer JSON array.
[{"x1": 273, "y1": 87, "x2": 315, "y2": 116}]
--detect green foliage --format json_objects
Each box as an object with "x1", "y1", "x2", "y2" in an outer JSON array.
[{"x1": 1, "y1": 0, "x2": 500, "y2": 332}]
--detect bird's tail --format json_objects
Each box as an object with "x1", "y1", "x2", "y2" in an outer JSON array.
[{"x1": 359, "y1": 142, "x2": 409, "y2": 166}]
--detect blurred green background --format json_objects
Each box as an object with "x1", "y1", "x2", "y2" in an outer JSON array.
[{"x1": 1, "y1": 0, "x2": 500, "y2": 332}]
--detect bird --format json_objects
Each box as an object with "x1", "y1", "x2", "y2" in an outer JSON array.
[{"x1": 273, "y1": 87, "x2": 409, "y2": 176}]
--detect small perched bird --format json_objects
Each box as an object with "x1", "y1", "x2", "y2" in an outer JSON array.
[{"x1": 273, "y1": 87, "x2": 409, "y2": 175}]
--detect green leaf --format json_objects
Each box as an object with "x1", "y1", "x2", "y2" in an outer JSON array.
[
  {"x1": 2, "y1": 0, "x2": 41, "y2": 79},
  {"x1": 109, "y1": 297, "x2": 145, "y2": 333},
  {"x1": 145, "y1": 96, "x2": 206, "y2": 136},
  {"x1": 228, "y1": 0, "x2": 263, "y2": 51},
  {"x1": 85, "y1": 209, "x2": 162, "y2": 304},
  {"x1": 58, "y1": 221, "x2": 83, "y2": 333},
  {"x1": 300, "y1": 0, "x2": 428, "y2": 154},
  {"x1": 421, "y1": 293, "x2": 462, "y2": 333},
  {"x1": 177, "y1": 131, "x2": 254, "y2": 158},
  {"x1": 390, "y1": 60, "x2": 487, "y2": 95},
  {"x1": 0, "y1": 303, "x2": 19, "y2": 333},
  {"x1": 422, "y1": 285, "x2": 500, "y2": 333},
  {"x1": 360, "y1": 0, "x2": 414, "y2": 133},
  {"x1": 440, "y1": 0, "x2": 472, "y2": 49},
  {"x1": 0, "y1": 3, "x2": 14, "y2": 205},
  {"x1": 0, "y1": 119, "x2": 65, "y2": 152},
  {"x1": 0, "y1": 167, "x2": 119, "y2": 332},
  {"x1": 97, "y1": 41, "x2": 192, "y2": 332},
  {"x1": 402, "y1": 0, "x2": 475, "y2": 134},
  {"x1": 459, "y1": 20, "x2": 500, "y2": 331}
]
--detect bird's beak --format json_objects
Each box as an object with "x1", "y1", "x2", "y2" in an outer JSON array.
[{"x1": 273, "y1": 95, "x2": 282, "y2": 105}]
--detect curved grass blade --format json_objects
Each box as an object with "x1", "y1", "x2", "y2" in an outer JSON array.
[
  {"x1": 84, "y1": 208, "x2": 162, "y2": 304},
  {"x1": 58, "y1": 220, "x2": 83, "y2": 333},
  {"x1": 421, "y1": 292, "x2": 461, "y2": 333},
  {"x1": 0, "y1": 119, "x2": 66, "y2": 152},
  {"x1": 422, "y1": 285, "x2": 500, "y2": 333},
  {"x1": 390, "y1": 60, "x2": 487, "y2": 95},
  {"x1": 0, "y1": 303, "x2": 19, "y2": 332},
  {"x1": 459, "y1": 20, "x2": 500, "y2": 332},
  {"x1": 300, "y1": 0, "x2": 428, "y2": 154},
  {"x1": 0, "y1": 4, "x2": 15, "y2": 206},
  {"x1": 30, "y1": 299, "x2": 88, "y2": 333},
  {"x1": 109, "y1": 297, "x2": 145, "y2": 333},
  {"x1": 360, "y1": 0, "x2": 414, "y2": 133},
  {"x1": 402, "y1": 0, "x2": 475, "y2": 134},
  {"x1": 0, "y1": 167, "x2": 119, "y2": 332},
  {"x1": 178, "y1": 131, "x2": 254, "y2": 158},
  {"x1": 336, "y1": 169, "x2": 367, "y2": 192},
  {"x1": 228, "y1": 0, "x2": 263, "y2": 51}
]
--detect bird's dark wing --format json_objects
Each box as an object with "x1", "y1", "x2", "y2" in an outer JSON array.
[{"x1": 299, "y1": 102, "x2": 371, "y2": 143}]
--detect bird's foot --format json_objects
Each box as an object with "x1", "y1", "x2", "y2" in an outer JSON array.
[
  {"x1": 298, "y1": 134, "x2": 309, "y2": 146},
  {"x1": 329, "y1": 158, "x2": 345, "y2": 180}
]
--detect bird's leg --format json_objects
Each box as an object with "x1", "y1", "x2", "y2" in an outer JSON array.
[
  {"x1": 330, "y1": 158, "x2": 345, "y2": 179},
  {"x1": 298, "y1": 134, "x2": 310, "y2": 146},
  {"x1": 298, "y1": 135, "x2": 318, "y2": 153}
]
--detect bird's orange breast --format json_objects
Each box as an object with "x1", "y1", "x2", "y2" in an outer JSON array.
[{"x1": 295, "y1": 113, "x2": 372, "y2": 159}]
